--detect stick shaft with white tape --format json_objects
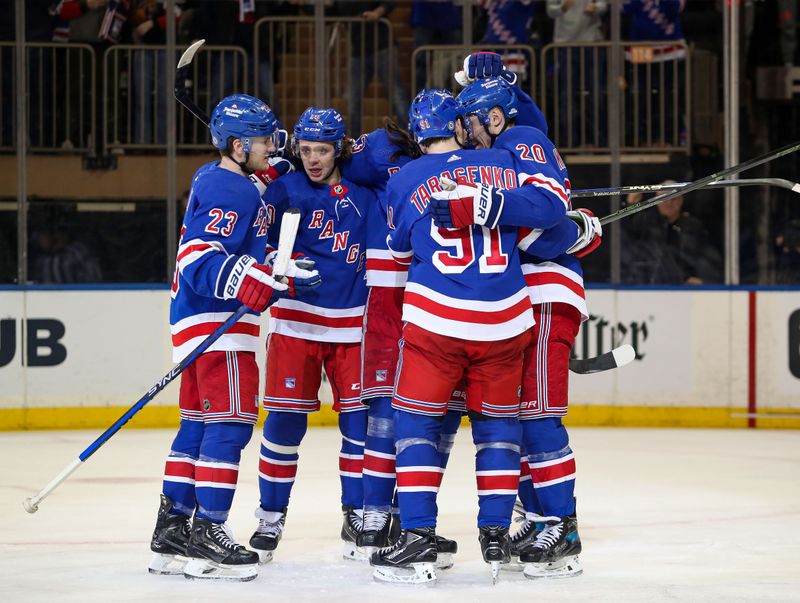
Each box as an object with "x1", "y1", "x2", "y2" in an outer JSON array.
[{"x1": 272, "y1": 208, "x2": 301, "y2": 282}]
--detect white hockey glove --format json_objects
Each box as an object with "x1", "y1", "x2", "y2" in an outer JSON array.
[
  {"x1": 565, "y1": 208, "x2": 603, "y2": 258},
  {"x1": 264, "y1": 251, "x2": 321, "y2": 298},
  {"x1": 249, "y1": 156, "x2": 295, "y2": 195},
  {"x1": 429, "y1": 177, "x2": 505, "y2": 229}
]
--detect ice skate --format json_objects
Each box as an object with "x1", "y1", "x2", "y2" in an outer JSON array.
[
  {"x1": 249, "y1": 508, "x2": 286, "y2": 564},
  {"x1": 434, "y1": 534, "x2": 458, "y2": 570},
  {"x1": 183, "y1": 518, "x2": 258, "y2": 581},
  {"x1": 341, "y1": 505, "x2": 367, "y2": 562},
  {"x1": 148, "y1": 494, "x2": 191, "y2": 576},
  {"x1": 370, "y1": 527, "x2": 438, "y2": 585},
  {"x1": 357, "y1": 509, "x2": 391, "y2": 556},
  {"x1": 521, "y1": 513, "x2": 582, "y2": 579},
  {"x1": 504, "y1": 512, "x2": 545, "y2": 572},
  {"x1": 478, "y1": 525, "x2": 511, "y2": 585}
]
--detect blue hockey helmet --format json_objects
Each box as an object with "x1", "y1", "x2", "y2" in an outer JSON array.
[
  {"x1": 209, "y1": 94, "x2": 278, "y2": 152},
  {"x1": 291, "y1": 107, "x2": 347, "y2": 156},
  {"x1": 457, "y1": 76, "x2": 519, "y2": 125},
  {"x1": 408, "y1": 89, "x2": 459, "y2": 144}
]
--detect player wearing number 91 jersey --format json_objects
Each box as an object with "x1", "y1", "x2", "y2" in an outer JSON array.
[{"x1": 369, "y1": 89, "x2": 566, "y2": 584}]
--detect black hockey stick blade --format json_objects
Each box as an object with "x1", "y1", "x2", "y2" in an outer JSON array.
[
  {"x1": 175, "y1": 39, "x2": 210, "y2": 126},
  {"x1": 600, "y1": 140, "x2": 800, "y2": 225},
  {"x1": 570, "y1": 344, "x2": 636, "y2": 375}
]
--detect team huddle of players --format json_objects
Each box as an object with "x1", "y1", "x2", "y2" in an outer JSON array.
[{"x1": 149, "y1": 52, "x2": 602, "y2": 585}]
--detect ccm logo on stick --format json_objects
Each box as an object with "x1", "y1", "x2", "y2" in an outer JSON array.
[{"x1": 0, "y1": 319, "x2": 67, "y2": 367}]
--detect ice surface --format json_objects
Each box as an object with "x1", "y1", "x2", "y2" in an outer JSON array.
[{"x1": 3, "y1": 427, "x2": 799, "y2": 602}]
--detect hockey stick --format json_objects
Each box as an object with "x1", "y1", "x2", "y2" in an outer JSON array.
[
  {"x1": 599, "y1": 140, "x2": 800, "y2": 225},
  {"x1": 569, "y1": 344, "x2": 636, "y2": 375},
  {"x1": 175, "y1": 39, "x2": 210, "y2": 126},
  {"x1": 572, "y1": 177, "x2": 800, "y2": 199},
  {"x1": 23, "y1": 210, "x2": 302, "y2": 514}
]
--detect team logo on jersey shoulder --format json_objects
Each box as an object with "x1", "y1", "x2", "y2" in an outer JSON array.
[
  {"x1": 330, "y1": 183, "x2": 349, "y2": 199},
  {"x1": 284, "y1": 378, "x2": 296, "y2": 389},
  {"x1": 352, "y1": 135, "x2": 367, "y2": 153}
]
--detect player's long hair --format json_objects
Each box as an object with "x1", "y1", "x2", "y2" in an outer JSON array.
[{"x1": 383, "y1": 117, "x2": 422, "y2": 162}]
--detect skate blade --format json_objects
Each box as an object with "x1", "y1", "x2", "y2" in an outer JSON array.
[
  {"x1": 343, "y1": 541, "x2": 369, "y2": 563},
  {"x1": 501, "y1": 555, "x2": 524, "y2": 572},
  {"x1": 434, "y1": 552, "x2": 454, "y2": 571},
  {"x1": 523, "y1": 555, "x2": 583, "y2": 580},
  {"x1": 255, "y1": 549, "x2": 274, "y2": 565},
  {"x1": 490, "y1": 561, "x2": 501, "y2": 585},
  {"x1": 183, "y1": 558, "x2": 258, "y2": 582},
  {"x1": 372, "y1": 562, "x2": 437, "y2": 585},
  {"x1": 148, "y1": 552, "x2": 187, "y2": 576}
]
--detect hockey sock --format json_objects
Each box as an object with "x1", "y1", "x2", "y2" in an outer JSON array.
[
  {"x1": 194, "y1": 422, "x2": 253, "y2": 523},
  {"x1": 471, "y1": 416, "x2": 522, "y2": 528},
  {"x1": 438, "y1": 409, "x2": 462, "y2": 471},
  {"x1": 362, "y1": 397, "x2": 396, "y2": 512},
  {"x1": 162, "y1": 419, "x2": 204, "y2": 517},
  {"x1": 522, "y1": 417, "x2": 576, "y2": 518},
  {"x1": 517, "y1": 444, "x2": 544, "y2": 515},
  {"x1": 394, "y1": 410, "x2": 445, "y2": 529},
  {"x1": 338, "y1": 409, "x2": 367, "y2": 508},
  {"x1": 258, "y1": 411, "x2": 308, "y2": 512}
]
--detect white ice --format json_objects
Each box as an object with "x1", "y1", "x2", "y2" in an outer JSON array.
[{"x1": 3, "y1": 427, "x2": 799, "y2": 603}]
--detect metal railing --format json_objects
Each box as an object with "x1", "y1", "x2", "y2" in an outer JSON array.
[
  {"x1": 103, "y1": 44, "x2": 248, "y2": 152},
  {"x1": 0, "y1": 42, "x2": 96, "y2": 154},
  {"x1": 541, "y1": 41, "x2": 692, "y2": 153}
]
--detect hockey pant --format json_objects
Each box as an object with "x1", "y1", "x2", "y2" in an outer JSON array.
[
  {"x1": 258, "y1": 409, "x2": 367, "y2": 512},
  {"x1": 521, "y1": 417, "x2": 576, "y2": 518},
  {"x1": 362, "y1": 396, "x2": 462, "y2": 513},
  {"x1": 395, "y1": 410, "x2": 520, "y2": 529},
  {"x1": 161, "y1": 420, "x2": 253, "y2": 523}
]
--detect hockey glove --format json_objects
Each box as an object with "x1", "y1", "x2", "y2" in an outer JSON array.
[
  {"x1": 565, "y1": 208, "x2": 603, "y2": 258},
  {"x1": 454, "y1": 52, "x2": 518, "y2": 87},
  {"x1": 232, "y1": 260, "x2": 288, "y2": 313},
  {"x1": 265, "y1": 252, "x2": 322, "y2": 298},
  {"x1": 429, "y1": 177, "x2": 505, "y2": 229},
  {"x1": 250, "y1": 156, "x2": 295, "y2": 194}
]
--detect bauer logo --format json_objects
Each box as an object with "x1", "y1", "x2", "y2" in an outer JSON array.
[
  {"x1": 0, "y1": 318, "x2": 67, "y2": 367},
  {"x1": 789, "y1": 309, "x2": 800, "y2": 379},
  {"x1": 573, "y1": 313, "x2": 650, "y2": 362}
]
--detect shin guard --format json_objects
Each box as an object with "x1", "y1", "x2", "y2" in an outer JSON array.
[
  {"x1": 522, "y1": 417, "x2": 576, "y2": 518},
  {"x1": 258, "y1": 411, "x2": 308, "y2": 512},
  {"x1": 162, "y1": 419, "x2": 204, "y2": 517},
  {"x1": 338, "y1": 409, "x2": 367, "y2": 508},
  {"x1": 471, "y1": 416, "x2": 522, "y2": 528},
  {"x1": 363, "y1": 397, "x2": 396, "y2": 512}
]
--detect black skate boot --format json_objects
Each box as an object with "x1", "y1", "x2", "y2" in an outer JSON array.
[
  {"x1": 249, "y1": 508, "x2": 286, "y2": 564},
  {"x1": 479, "y1": 526, "x2": 511, "y2": 584},
  {"x1": 371, "y1": 527, "x2": 438, "y2": 584},
  {"x1": 357, "y1": 509, "x2": 391, "y2": 554},
  {"x1": 506, "y1": 513, "x2": 545, "y2": 571},
  {"x1": 183, "y1": 518, "x2": 258, "y2": 581},
  {"x1": 434, "y1": 535, "x2": 458, "y2": 570},
  {"x1": 341, "y1": 504, "x2": 366, "y2": 561},
  {"x1": 148, "y1": 494, "x2": 192, "y2": 575},
  {"x1": 520, "y1": 513, "x2": 582, "y2": 579}
]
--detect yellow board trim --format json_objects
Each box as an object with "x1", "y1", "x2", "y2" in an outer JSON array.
[{"x1": 1, "y1": 405, "x2": 797, "y2": 431}]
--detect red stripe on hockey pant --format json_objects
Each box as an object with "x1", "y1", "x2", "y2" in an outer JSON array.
[
  {"x1": 364, "y1": 454, "x2": 396, "y2": 475},
  {"x1": 396, "y1": 470, "x2": 444, "y2": 489},
  {"x1": 523, "y1": 272, "x2": 585, "y2": 298},
  {"x1": 164, "y1": 459, "x2": 195, "y2": 479},
  {"x1": 195, "y1": 465, "x2": 240, "y2": 486},
  {"x1": 530, "y1": 457, "x2": 576, "y2": 484},
  {"x1": 258, "y1": 459, "x2": 298, "y2": 479},
  {"x1": 477, "y1": 474, "x2": 520, "y2": 492},
  {"x1": 271, "y1": 307, "x2": 363, "y2": 329},
  {"x1": 172, "y1": 321, "x2": 260, "y2": 347},
  {"x1": 519, "y1": 459, "x2": 531, "y2": 481},
  {"x1": 404, "y1": 291, "x2": 532, "y2": 325},
  {"x1": 366, "y1": 258, "x2": 410, "y2": 272},
  {"x1": 339, "y1": 457, "x2": 364, "y2": 474}
]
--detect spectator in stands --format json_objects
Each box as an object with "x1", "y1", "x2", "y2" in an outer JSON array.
[
  {"x1": 546, "y1": 0, "x2": 608, "y2": 148},
  {"x1": 30, "y1": 211, "x2": 103, "y2": 284},
  {"x1": 774, "y1": 219, "x2": 800, "y2": 284},
  {"x1": 622, "y1": 181, "x2": 723, "y2": 284},
  {"x1": 336, "y1": 1, "x2": 409, "y2": 135},
  {"x1": 410, "y1": 0, "x2": 462, "y2": 90},
  {"x1": 479, "y1": 0, "x2": 537, "y2": 84},
  {"x1": 622, "y1": 0, "x2": 687, "y2": 147}
]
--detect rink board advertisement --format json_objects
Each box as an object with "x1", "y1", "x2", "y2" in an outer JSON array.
[{"x1": 0, "y1": 287, "x2": 798, "y2": 430}]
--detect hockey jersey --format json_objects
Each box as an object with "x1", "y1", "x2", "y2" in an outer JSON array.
[
  {"x1": 385, "y1": 148, "x2": 568, "y2": 341},
  {"x1": 264, "y1": 172, "x2": 372, "y2": 343},
  {"x1": 342, "y1": 129, "x2": 412, "y2": 289},
  {"x1": 495, "y1": 126, "x2": 588, "y2": 319},
  {"x1": 170, "y1": 161, "x2": 272, "y2": 362}
]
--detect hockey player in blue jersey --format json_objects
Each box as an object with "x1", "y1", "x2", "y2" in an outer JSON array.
[
  {"x1": 430, "y1": 73, "x2": 602, "y2": 579},
  {"x1": 368, "y1": 89, "x2": 581, "y2": 585},
  {"x1": 339, "y1": 124, "x2": 463, "y2": 568},
  {"x1": 149, "y1": 94, "x2": 320, "y2": 582},
  {"x1": 249, "y1": 107, "x2": 374, "y2": 563}
]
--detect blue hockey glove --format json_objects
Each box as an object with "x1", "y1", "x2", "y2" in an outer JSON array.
[{"x1": 455, "y1": 52, "x2": 518, "y2": 87}]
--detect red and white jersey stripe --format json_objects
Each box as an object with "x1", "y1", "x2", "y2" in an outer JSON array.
[
  {"x1": 365, "y1": 248, "x2": 408, "y2": 288},
  {"x1": 171, "y1": 312, "x2": 262, "y2": 362},
  {"x1": 476, "y1": 469, "x2": 520, "y2": 496},
  {"x1": 522, "y1": 261, "x2": 588, "y2": 320},
  {"x1": 270, "y1": 298, "x2": 365, "y2": 343},
  {"x1": 163, "y1": 456, "x2": 196, "y2": 486},
  {"x1": 194, "y1": 459, "x2": 240, "y2": 490},
  {"x1": 528, "y1": 452, "x2": 576, "y2": 489},
  {"x1": 363, "y1": 449, "x2": 396, "y2": 479},
  {"x1": 518, "y1": 171, "x2": 571, "y2": 210},
  {"x1": 395, "y1": 465, "x2": 445, "y2": 493},
  {"x1": 402, "y1": 281, "x2": 534, "y2": 342}
]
